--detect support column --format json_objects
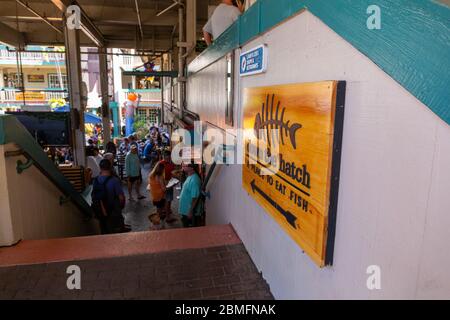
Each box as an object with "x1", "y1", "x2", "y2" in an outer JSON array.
[
  {"x1": 177, "y1": 4, "x2": 185, "y2": 119},
  {"x1": 186, "y1": 0, "x2": 197, "y2": 65},
  {"x1": 99, "y1": 47, "x2": 111, "y2": 145},
  {"x1": 161, "y1": 74, "x2": 165, "y2": 126},
  {"x1": 109, "y1": 101, "x2": 120, "y2": 138},
  {"x1": 64, "y1": 22, "x2": 85, "y2": 166}
]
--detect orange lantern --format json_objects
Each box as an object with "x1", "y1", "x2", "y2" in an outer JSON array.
[{"x1": 127, "y1": 92, "x2": 137, "y2": 101}]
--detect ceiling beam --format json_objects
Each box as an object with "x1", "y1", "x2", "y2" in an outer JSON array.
[
  {"x1": 15, "y1": 0, "x2": 63, "y2": 35},
  {"x1": 0, "y1": 21, "x2": 25, "y2": 48},
  {"x1": 50, "y1": 0, "x2": 106, "y2": 47},
  {"x1": 0, "y1": 16, "x2": 179, "y2": 28},
  {"x1": 94, "y1": 17, "x2": 178, "y2": 27}
]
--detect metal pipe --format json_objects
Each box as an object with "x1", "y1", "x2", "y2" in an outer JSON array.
[
  {"x1": 178, "y1": 3, "x2": 185, "y2": 118},
  {"x1": 161, "y1": 71, "x2": 165, "y2": 126},
  {"x1": 6, "y1": 47, "x2": 167, "y2": 56},
  {"x1": 134, "y1": 0, "x2": 144, "y2": 46},
  {"x1": 15, "y1": 0, "x2": 63, "y2": 35}
]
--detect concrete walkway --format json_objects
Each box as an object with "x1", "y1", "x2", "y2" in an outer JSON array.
[{"x1": 122, "y1": 161, "x2": 183, "y2": 232}]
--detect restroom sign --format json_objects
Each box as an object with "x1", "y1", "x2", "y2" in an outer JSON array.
[
  {"x1": 242, "y1": 81, "x2": 346, "y2": 267},
  {"x1": 240, "y1": 45, "x2": 267, "y2": 76}
]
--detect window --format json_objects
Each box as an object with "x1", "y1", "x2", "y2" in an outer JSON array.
[
  {"x1": 6, "y1": 73, "x2": 23, "y2": 88},
  {"x1": 137, "y1": 108, "x2": 147, "y2": 119},
  {"x1": 137, "y1": 108, "x2": 159, "y2": 125},
  {"x1": 48, "y1": 74, "x2": 68, "y2": 89}
]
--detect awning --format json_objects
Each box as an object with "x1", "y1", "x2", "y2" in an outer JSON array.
[
  {"x1": 84, "y1": 112, "x2": 102, "y2": 124},
  {"x1": 53, "y1": 105, "x2": 102, "y2": 124}
]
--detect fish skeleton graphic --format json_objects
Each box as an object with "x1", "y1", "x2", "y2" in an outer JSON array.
[{"x1": 254, "y1": 94, "x2": 302, "y2": 149}]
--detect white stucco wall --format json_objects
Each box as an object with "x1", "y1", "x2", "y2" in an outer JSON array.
[
  {"x1": 205, "y1": 11, "x2": 450, "y2": 299},
  {"x1": 0, "y1": 143, "x2": 99, "y2": 246}
]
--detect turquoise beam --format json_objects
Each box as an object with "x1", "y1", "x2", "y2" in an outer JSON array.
[
  {"x1": 188, "y1": 0, "x2": 450, "y2": 125},
  {"x1": 109, "y1": 101, "x2": 120, "y2": 138},
  {"x1": 122, "y1": 71, "x2": 179, "y2": 77}
]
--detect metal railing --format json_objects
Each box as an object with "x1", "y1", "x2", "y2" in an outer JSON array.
[
  {"x1": 0, "y1": 49, "x2": 65, "y2": 62},
  {"x1": 0, "y1": 88, "x2": 67, "y2": 104}
]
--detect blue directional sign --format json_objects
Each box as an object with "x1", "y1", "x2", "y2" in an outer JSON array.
[{"x1": 239, "y1": 45, "x2": 267, "y2": 76}]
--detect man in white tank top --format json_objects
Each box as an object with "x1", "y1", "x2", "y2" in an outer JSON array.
[{"x1": 203, "y1": 0, "x2": 245, "y2": 45}]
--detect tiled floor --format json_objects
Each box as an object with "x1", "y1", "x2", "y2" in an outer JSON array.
[{"x1": 122, "y1": 161, "x2": 183, "y2": 232}]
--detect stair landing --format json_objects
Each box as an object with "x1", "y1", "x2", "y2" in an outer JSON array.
[{"x1": 0, "y1": 225, "x2": 273, "y2": 300}]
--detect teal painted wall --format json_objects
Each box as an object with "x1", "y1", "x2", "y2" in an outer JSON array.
[{"x1": 189, "y1": 0, "x2": 450, "y2": 125}]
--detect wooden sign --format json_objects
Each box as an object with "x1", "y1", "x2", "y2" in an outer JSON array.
[
  {"x1": 242, "y1": 81, "x2": 346, "y2": 267},
  {"x1": 27, "y1": 74, "x2": 45, "y2": 82},
  {"x1": 15, "y1": 91, "x2": 45, "y2": 101}
]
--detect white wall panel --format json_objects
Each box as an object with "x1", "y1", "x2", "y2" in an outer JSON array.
[{"x1": 204, "y1": 11, "x2": 450, "y2": 299}]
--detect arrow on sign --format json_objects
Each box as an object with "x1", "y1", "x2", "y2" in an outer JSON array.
[{"x1": 250, "y1": 179, "x2": 298, "y2": 229}]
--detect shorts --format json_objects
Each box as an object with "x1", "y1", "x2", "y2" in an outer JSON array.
[
  {"x1": 165, "y1": 187, "x2": 174, "y2": 201},
  {"x1": 153, "y1": 198, "x2": 166, "y2": 209},
  {"x1": 128, "y1": 174, "x2": 142, "y2": 183},
  {"x1": 128, "y1": 176, "x2": 141, "y2": 183}
]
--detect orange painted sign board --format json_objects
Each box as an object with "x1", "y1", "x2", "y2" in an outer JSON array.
[
  {"x1": 242, "y1": 81, "x2": 346, "y2": 267},
  {"x1": 15, "y1": 92, "x2": 45, "y2": 101}
]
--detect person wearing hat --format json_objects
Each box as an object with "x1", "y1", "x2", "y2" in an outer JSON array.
[
  {"x1": 178, "y1": 163, "x2": 202, "y2": 228},
  {"x1": 125, "y1": 144, "x2": 145, "y2": 201}
]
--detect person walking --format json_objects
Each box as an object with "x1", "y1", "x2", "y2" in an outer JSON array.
[
  {"x1": 91, "y1": 159, "x2": 126, "y2": 234},
  {"x1": 148, "y1": 162, "x2": 166, "y2": 221},
  {"x1": 159, "y1": 150, "x2": 177, "y2": 223},
  {"x1": 125, "y1": 144, "x2": 145, "y2": 201}
]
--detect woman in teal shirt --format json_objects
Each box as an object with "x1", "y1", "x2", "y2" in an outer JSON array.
[{"x1": 125, "y1": 145, "x2": 145, "y2": 201}]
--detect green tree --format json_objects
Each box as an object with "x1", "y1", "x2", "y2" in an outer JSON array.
[{"x1": 133, "y1": 115, "x2": 150, "y2": 139}]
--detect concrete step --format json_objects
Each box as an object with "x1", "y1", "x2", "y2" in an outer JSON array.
[
  {"x1": 0, "y1": 224, "x2": 240, "y2": 267},
  {"x1": 0, "y1": 224, "x2": 274, "y2": 300}
]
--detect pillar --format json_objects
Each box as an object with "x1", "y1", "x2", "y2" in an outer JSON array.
[
  {"x1": 186, "y1": 0, "x2": 197, "y2": 65},
  {"x1": 109, "y1": 101, "x2": 120, "y2": 138},
  {"x1": 64, "y1": 21, "x2": 86, "y2": 166},
  {"x1": 99, "y1": 47, "x2": 111, "y2": 145}
]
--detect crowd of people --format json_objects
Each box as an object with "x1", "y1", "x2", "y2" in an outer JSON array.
[
  {"x1": 75, "y1": 0, "x2": 243, "y2": 234},
  {"x1": 86, "y1": 127, "x2": 203, "y2": 235}
]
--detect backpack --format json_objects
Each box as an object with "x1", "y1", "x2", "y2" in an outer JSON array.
[{"x1": 91, "y1": 176, "x2": 113, "y2": 219}]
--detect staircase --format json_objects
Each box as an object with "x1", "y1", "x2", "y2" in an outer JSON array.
[{"x1": 0, "y1": 225, "x2": 273, "y2": 300}]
